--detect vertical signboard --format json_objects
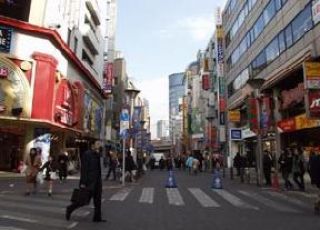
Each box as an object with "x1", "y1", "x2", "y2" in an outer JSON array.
[
  {"x1": 247, "y1": 97, "x2": 258, "y2": 133},
  {"x1": 103, "y1": 62, "x2": 113, "y2": 96},
  {"x1": 304, "y1": 61, "x2": 320, "y2": 118},
  {"x1": 0, "y1": 26, "x2": 12, "y2": 53}
]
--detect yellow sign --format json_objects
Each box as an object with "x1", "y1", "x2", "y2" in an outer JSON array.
[
  {"x1": 295, "y1": 114, "x2": 320, "y2": 130},
  {"x1": 304, "y1": 62, "x2": 320, "y2": 80},
  {"x1": 229, "y1": 110, "x2": 241, "y2": 122},
  {"x1": 216, "y1": 27, "x2": 224, "y2": 39}
]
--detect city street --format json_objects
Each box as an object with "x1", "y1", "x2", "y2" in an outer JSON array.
[{"x1": 0, "y1": 170, "x2": 319, "y2": 230}]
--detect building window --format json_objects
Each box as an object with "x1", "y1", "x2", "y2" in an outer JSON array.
[
  {"x1": 285, "y1": 24, "x2": 293, "y2": 48},
  {"x1": 291, "y1": 4, "x2": 312, "y2": 43},
  {"x1": 0, "y1": 0, "x2": 31, "y2": 21},
  {"x1": 253, "y1": 15, "x2": 265, "y2": 40},
  {"x1": 252, "y1": 51, "x2": 267, "y2": 77},
  {"x1": 263, "y1": 0, "x2": 276, "y2": 25},
  {"x1": 74, "y1": 37, "x2": 78, "y2": 53},
  {"x1": 265, "y1": 37, "x2": 279, "y2": 64},
  {"x1": 82, "y1": 50, "x2": 93, "y2": 66},
  {"x1": 278, "y1": 30, "x2": 286, "y2": 53}
]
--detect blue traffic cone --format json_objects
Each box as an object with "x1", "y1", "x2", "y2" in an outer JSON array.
[
  {"x1": 165, "y1": 170, "x2": 177, "y2": 188},
  {"x1": 211, "y1": 169, "x2": 223, "y2": 189}
]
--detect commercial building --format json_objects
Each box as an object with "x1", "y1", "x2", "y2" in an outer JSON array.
[
  {"x1": 223, "y1": 0, "x2": 320, "y2": 167},
  {"x1": 156, "y1": 120, "x2": 169, "y2": 140},
  {"x1": 169, "y1": 72, "x2": 186, "y2": 154},
  {"x1": 0, "y1": 0, "x2": 109, "y2": 170}
]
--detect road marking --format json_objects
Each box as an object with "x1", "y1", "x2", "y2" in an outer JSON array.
[
  {"x1": 67, "y1": 222, "x2": 78, "y2": 229},
  {"x1": 287, "y1": 191, "x2": 318, "y2": 199},
  {"x1": 238, "y1": 190, "x2": 300, "y2": 213},
  {"x1": 212, "y1": 189, "x2": 259, "y2": 210},
  {"x1": 139, "y1": 188, "x2": 154, "y2": 204},
  {"x1": 166, "y1": 188, "x2": 184, "y2": 206},
  {"x1": 0, "y1": 215, "x2": 38, "y2": 223},
  {"x1": 189, "y1": 188, "x2": 220, "y2": 208},
  {"x1": 0, "y1": 226, "x2": 28, "y2": 230},
  {"x1": 110, "y1": 188, "x2": 132, "y2": 201},
  {"x1": 0, "y1": 199, "x2": 88, "y2": 217},
  {"x1": 265, "y1": 191, "x2": 309, "y2": 208},
  {"x1": 0, "y1": 194, "x2": 67, "y2": 207},
  {"x1": 0, "y1": 210, "x2": 78, "y2": 229}
]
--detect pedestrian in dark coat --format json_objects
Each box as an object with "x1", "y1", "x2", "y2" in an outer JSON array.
[
  {"x1": 292, "y1": 148, "x2": 305, "y2": 191},
  {"x1": 125, "y1": 151, "x2": 136, "y2": 182},
  {"x1": 58, "y1": 151, "x2": 68, "y2": 183},
  {"x1": 233, "y1": 152, "x2": 241, "y2": 176},
  {"x1": 40, "y1": 156, "x2": 58, "y2": 196},
  {"x1": 66, "y1": 140, "x2": 106, "y2": 222},
  {"x1": 308, "y1": 152, "x2": 320, "y2": 214},
  {"x1": 278, "y1": 150, "x2": 293, "y2": 190},
  {"x1": 263, "y1": 150, "x2": 273, "y2": 186}
]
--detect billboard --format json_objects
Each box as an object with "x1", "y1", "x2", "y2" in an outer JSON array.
[{"x1": 103, "y1": 62, "x2": 113, "y2": 95}]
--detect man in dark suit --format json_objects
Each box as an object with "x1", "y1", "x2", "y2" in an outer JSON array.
[{"x1": 66, "y1": 140, "x2": 106, "y2": 222}]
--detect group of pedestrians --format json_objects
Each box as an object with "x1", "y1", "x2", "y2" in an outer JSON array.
[{"x1": 23, "y1": 148, "x2": 69, "y2": 196}]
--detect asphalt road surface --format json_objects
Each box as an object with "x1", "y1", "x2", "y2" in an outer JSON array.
[{"x1": 0, "y1": 169, "x2": 319, "y2": 230}]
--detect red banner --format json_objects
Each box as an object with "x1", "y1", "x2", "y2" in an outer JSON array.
[
  {"x1": 277, "y1": 118, "x2": 296, "y2": 132},
  {"x1": 202, "y1": 74, "x2": 210, "y2": 90},
  {"x1": 103, "y1": 62, "x2": 113, "y2": 95},
  {"x1": 247, "y1": 97, "x2": 258, "y2": 132}
]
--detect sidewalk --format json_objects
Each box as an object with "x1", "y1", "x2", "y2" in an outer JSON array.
[{"x1": 0, "y1": 171, "x2": 24, "y2": 179}]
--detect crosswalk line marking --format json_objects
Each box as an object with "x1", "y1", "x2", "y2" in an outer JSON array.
[
  {"x1": 287, "y1": 191, "x2": 318, "y2": 199},
  {"x1": 189, "y1": 188, "x2": 220, "y2": 208},
  {"x1": 0, "y1": 210, "x2": 78, "y2": 229},
  {"x1": 166, "y1": 188, "x2": 184, "y2": 206},
  {"x1": 0, "y1": 194, "x2": 67, "y2": 207},
  {"x1": 110, "y1": 188, "x2": 132, "y2": 201},
  {"x1": 0, "y1": 199, "x2": 88, "y2": 217},
  {"x1": 139, "y1": 188, "x2": 154, "y2": 204},
  {"x1": 238, "y1": 190, "x2": 300, "y2": 213},
  {"x1": 0, "y1": 226, "x2": 28, "y2": 230},
  {"x1": 212, "y1": 189, "x2": 259, "y2": 210},
  {"x1": 265, "y1": 191, "x2": 309, "y2": 208}
]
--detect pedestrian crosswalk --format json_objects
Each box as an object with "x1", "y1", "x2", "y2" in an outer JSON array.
[
  {"x1": 108, "y1": 186, "x2": 312, "y2": 214},
  {"x1": 0, "y1": 186, "x2": 314, "y2": 230}
]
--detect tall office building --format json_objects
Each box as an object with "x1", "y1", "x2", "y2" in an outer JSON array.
[{"x1": 157, "y1": 120, "x2": 169, "y2": 139}]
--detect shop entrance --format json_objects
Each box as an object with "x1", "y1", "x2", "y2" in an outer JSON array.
[{"x1": 0, "y1": 131, "x2": 23, "y2": 171}]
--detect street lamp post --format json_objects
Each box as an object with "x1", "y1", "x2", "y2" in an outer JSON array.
[
  {"x1": 247, "y1": 78, "x2": 265, "y2": 186},
  {"x1": 125, "y1": 87, "x2": 140, "y2": 163}
]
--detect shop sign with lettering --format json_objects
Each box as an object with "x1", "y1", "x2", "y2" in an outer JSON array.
[
  {"x1": 229, "y1": 110, "x2": 241, "y2": 122},
  {"x1": 304, "y1": 61, "x2": 320, "y2": 89},
  {"x1": 230, "y1": 128, "x2": 242, "y2": 140},
  {"x1": 295, "y1": 113, "x2": 320, "y2": 130},
  {"x1": 277, "y1": 118, "x2": 296, "y2": 133},
  {"x1": 0, "y1": 26, "x2": 12, "y2": 53},
  {"x1": 306, "y1": 89, "x2": 320, "y2": 118},
  {"x1": 312, "y1": 0, "x2": 320, "y2": 25}
]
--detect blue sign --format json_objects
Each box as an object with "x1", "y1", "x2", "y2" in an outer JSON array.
[
  {"x1": 0, "y1": 26, "x2": 12, "y2": 53},
  {"x1": 230, "y1": 129, "x2": 242, "y2": 140}
]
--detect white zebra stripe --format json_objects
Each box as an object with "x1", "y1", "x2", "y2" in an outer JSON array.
[
  {"x1": 212, "y1": 189, "x2": 259, "y2": 210},
  {"x1": 139, "y1": 188, "x2": 154, "y2": 204},
  {"x1": 166, "y1": 188, "x2": 184, "y2": 206},
  {"x1": 238, "y1": 190, "x2": 300, "y2": 213},
  {"x1": 109, "y1": 188, "x2": 132, "y2": 201},
  {"x1": 188, "y1": 188, "x2": 220, "y2": 208},
  {"x1": 265, "y1": 191, "x2": 309, "y2": 208}
]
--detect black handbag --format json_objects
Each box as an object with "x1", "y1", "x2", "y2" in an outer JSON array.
[{"x1": 70, "y1": 188, "x2": 91, "y2": 206}]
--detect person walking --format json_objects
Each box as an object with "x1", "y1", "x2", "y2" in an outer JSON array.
[
  {"x1": 309, "y1": 151, "x2": 320, "y2": 214},
  {"x1": 66, "y1": 140, "x2": 106, "y2": 222},
  {"x1": 278, "y1": 150, "x2": 293, "y2": 190},
  {"x1": 292, "y1": 147, "x2": 305, "y2": 191},
  {"x1": 105, "y1": 150, "x2": 118, "y2": 181},
  {"x1": 58, "y1": 151, "x2": 68, "y2": 183},
  {"x1": 40, "y1": 156, "x2": 58, "y2": 196},
  {"x1": 233, "y1": 152, "x2": 241, "y2": 176},
  {"x1": 125, "y1": 150, "x2": 135, "y2": 182},
  {"x1": 24, "y1": 148, "x2": 42, "y2": 196},
  {"x1": 263, "y1": 150, "x2": 273, "y2": 186}
]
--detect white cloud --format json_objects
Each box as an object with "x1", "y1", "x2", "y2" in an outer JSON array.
[
  {"x1": 156, "y1": 15, "x2": 214, "y2": 42},
  {"x1": 136, "y1": 77, "x2": 169, "y2": 139},
  {"x1": 176, "y1": 16, "x2": 214, "y2": 42}
]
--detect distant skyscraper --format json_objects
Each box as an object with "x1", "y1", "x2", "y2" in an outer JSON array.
[
  {"x1": 157, "y1": 120, "x2": 169, "y2": 139},
  {"x1": 169, "y1": 72, "x2": 186, "y2": 147}
]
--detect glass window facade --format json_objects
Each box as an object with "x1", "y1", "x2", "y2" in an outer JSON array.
[
  {"x1": 227, "y1": 0, "x2": 288, "y2": 69},
  {"x1": 228, "y1": 3, "x2": 314, "y2": 98}
]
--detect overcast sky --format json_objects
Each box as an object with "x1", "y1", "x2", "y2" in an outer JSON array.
[{"x1": 116, "y1": 0, "x2": 227, "y2": 138}]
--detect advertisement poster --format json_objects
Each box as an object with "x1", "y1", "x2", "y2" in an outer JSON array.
[{"x1": 34, "y1": 128, "x2": 51, "y2": 163}]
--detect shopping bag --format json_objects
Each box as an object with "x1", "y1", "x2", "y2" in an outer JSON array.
[
  {"x1": 49, "y1": 171, "x2": 58, "y2": 180},
  {"x1": 70, "y1": 188, "x2": 91, "y2": 206},
  {"x1": 36, "y1": 173, "x2": 44, "y2": 184}
]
